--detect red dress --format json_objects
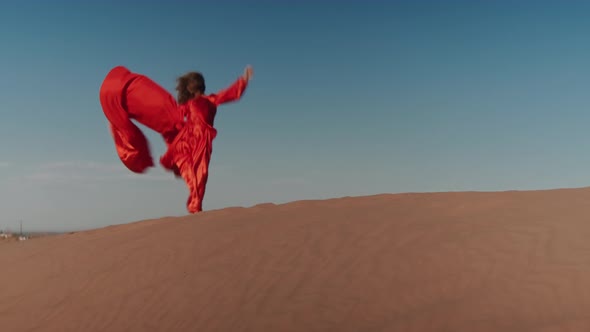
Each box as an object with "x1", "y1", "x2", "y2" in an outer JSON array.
[{"x1": 99, "y1": 66, "x2": 248, "y2": 213}]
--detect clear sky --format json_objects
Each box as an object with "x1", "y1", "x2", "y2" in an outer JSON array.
[{"x1": 2, "y1": 1, "x2": 590, "y2": 232}]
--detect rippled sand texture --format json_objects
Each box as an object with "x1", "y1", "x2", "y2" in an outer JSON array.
[{"x1": 3, "y1": 188, "x2": 590, "y2": 331}]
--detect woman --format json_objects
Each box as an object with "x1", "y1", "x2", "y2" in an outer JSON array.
[{"x1": 99, "y1": 65, "x2": 253, "y2": 213}]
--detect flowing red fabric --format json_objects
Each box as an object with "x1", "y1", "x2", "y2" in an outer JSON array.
[
  {"x1": 99, "y1": 66, "x2": 248, "y2": 213},
  {"x1": 99, "y1": 66, "x2": 183, "y2": 173}
]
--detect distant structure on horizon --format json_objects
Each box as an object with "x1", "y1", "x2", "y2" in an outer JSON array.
[{"x1": 0, "y1": 222, "x2": 29, "y2": 242}]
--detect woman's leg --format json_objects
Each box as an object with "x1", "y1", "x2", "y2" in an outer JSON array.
[
  {"x1": 192, "y1": 147, "x2": 211, "y2": 212},
  {"x1": 177, "y1": 136, "x2": 212, "y2": 214}
]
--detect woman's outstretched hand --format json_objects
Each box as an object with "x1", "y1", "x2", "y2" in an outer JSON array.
[{"x1": 243, "y1": 65, "x2": 254, "y2": 81}]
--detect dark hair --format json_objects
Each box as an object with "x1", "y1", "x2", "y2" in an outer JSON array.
[{"x1": 176, "y1": 71, "x2": 206, "y2": 104}]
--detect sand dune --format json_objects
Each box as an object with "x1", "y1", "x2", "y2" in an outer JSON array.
[{"x1": 3, "y1": 188, "x2": 590, "y2": 331}]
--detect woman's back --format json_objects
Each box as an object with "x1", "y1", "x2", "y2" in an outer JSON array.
[{"x1": 182, "y1": 96, "x2": 218, "y2": 127}]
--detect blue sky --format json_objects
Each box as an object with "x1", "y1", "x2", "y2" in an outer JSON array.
[{"x1": 2, "y1": 1, "x2": 590, "y2": 231}]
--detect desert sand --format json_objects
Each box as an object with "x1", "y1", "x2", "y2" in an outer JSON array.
[{"x1": 2, "y1": 188, "x2": 590, "y2": 331}]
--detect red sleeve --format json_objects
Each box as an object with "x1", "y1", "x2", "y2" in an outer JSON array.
[{"x1": 208, "y1": 77, "x2": 248, "y2": 106}]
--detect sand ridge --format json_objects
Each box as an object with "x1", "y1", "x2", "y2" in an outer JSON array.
[{"x1": 2, "y1": 188, "x2": 590, "y2": 331}]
